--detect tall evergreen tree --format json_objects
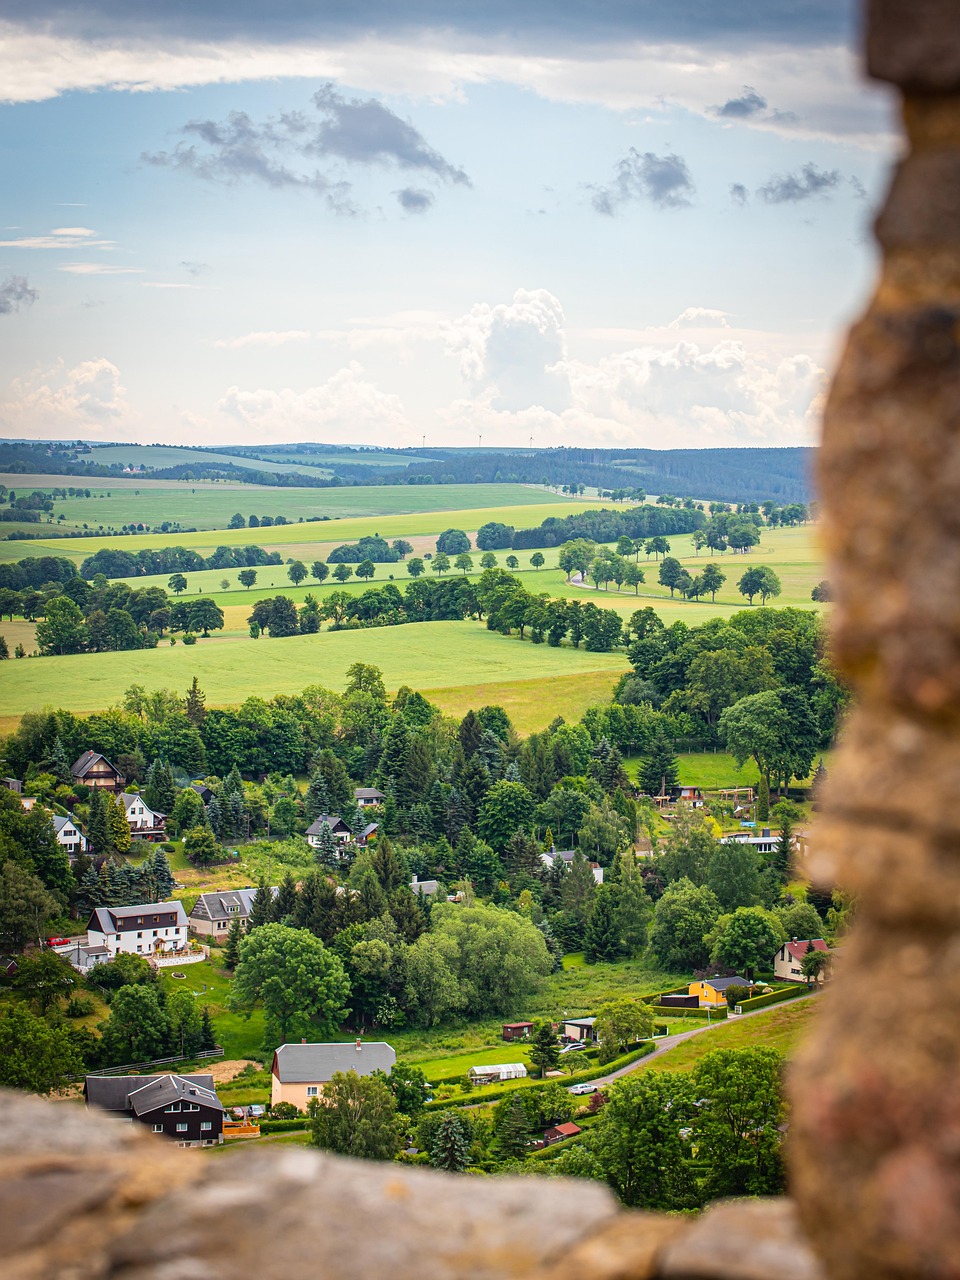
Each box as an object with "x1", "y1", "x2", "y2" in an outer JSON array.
[
  {"x1": 493, "y1": 1092, "x2": 531, "y2": 1160},
  {"x1": 144, "y1": 758, "x2": 176, "y2": 813},
  {"x1": 75, "y1": 864, "x2": 104, "y2": 915},
  {"x1": 199, "y1": 1006, "x2": 218, "y2": 1051},
  {"x1": 86, "y1": 788, "x2": 111, "y2": 856},
  {"x1": 377, "y1": 719, "x2": 411, "y2": 799},
  {"x1": 293, "y1": 872, "x2": 340, "y2": 943},
  {"x1": 584, "y1": 884, "x2": 624, "y2": 962},
  {"x1": 223, "y1": 916, "x2": 245, "y2": 969},
  {"x1": 756, "y1": 775, "x2": 771, "y2": 823},
  {"x1": 404, "y1": 736, "x2": 435, "y2": 805},
  {"x1": 772, "y1": 818, "x2": 793, "y2": 886},
  {"x1": 206, "y1": 794, "x2": 223, "y2": 837},
  {"x1": 108, "y1": 795, "x2": 132, "y2": 856},
  {"x1": 616, "y1": 856, "x2": 653, "y2": 957},
  {"x1": 272, "y1": 871, "x2": 299, "y2": 922},
  {"x1": 315, "y1": 749, "x2": 353, "y2": 814},
  {"x1": 247, "y1": 880, "x2": 274, "y2": 931},
  {"x1": 304, "y1": 769, "x2": 331, "y2": 823},
  {"x1": 48, "y1": 736, "x2": 72, "y2": 786},
  {"x1": 185, "y1": 676, "x2": 206, "y2": 727},
  {"x1": 429, "y1": 1111, "x2": 472, "y2": 1172},
  {"x1": 314, "y1": 820, "x2": 340, "y2": 870},
  {"x1": 371, "y1": 837, "x2": 406, "y2": 894},
  {"x1": 638, "y1": 731, "x2": 679, "y2": 797},
  {"x1": 458, "y1": 710, "x2": 483, "y2": 759}
]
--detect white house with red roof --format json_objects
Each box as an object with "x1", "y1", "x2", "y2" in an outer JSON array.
[{"x1": 773, "y1": 938, "x2": 830, "y2": 983}]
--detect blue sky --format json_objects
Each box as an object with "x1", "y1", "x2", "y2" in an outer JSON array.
[{"x1": 0, "y1": 2, "x2": 895, "y2": 449}]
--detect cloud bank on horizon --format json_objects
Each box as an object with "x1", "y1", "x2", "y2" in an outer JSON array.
[{"x1": 0, "y1": 0, "x2": 892, "y2": 449}]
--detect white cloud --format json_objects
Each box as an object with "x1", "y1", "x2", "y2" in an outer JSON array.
[
  {"x1": 0, "y1": 228, "x2": 114, "y2": 249},
  {"x1": 1, "y1": 357, "x2": 132, "y2": 431},
  {"x1": 141, "y1": 282, "x2": 205, "y2": 289},
  {"x1": 58, "y1": 263, "x2": 143, "y2": 275},
  {"x1": 211, "y1": 330, "x2": 311, "y2": 349},
  {"x1": 218, "y1": 360, "x2": 409, "y2": 441},
  {"x1": 669, "y1": 307, "x2": 731, "y2": 329},
  {"x1": 0, "y1": 23, "x2": 892, "y2": 147}
]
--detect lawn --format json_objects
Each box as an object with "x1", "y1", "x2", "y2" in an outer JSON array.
[
  {"x1": 623, "y1": 751, "x2": 761, "y2": 790},
  {"x1": 159, "y1": 959, "x2": 266, "y2": 1061},
  {"x1": 0, "y1": 619, "x2": 628, "y2": 726},
  {"x1": 644, "y1": 997, "x2": 818, "y2": 1072}
]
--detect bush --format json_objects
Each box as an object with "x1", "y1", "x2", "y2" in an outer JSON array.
[
  {"x1": 64, "y1": 996, "x2": 96, "y2": 1018},
  {"x1": 655, "y1": 1005, "x2": 728, "y2": 1021},
  {"x1": 258, "y1": 1118, "x2": 309, "y2": 1134},
  {"x1": 724, "y1": 984, "x2": 752, "y2": 1009},
  {"x1": 270, "y1": 1101, "x2": 301, "y2": 1119},
  {"x1": 734, "y1": 985, "x2": 809, "y2": 1012},
  {"x1": 182, "y1": 632, "x2": 197, "y2": 645}
]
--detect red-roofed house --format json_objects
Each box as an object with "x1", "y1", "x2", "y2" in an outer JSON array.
[
  {"x1": 773, "y1": 939, "x2": 830, "y2": 983},
  {"x1": 544, "y1": 1121, "x2": 582, "y2": 1145}
]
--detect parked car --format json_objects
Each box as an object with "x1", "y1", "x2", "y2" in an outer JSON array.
[
  {"x1": 45, "y1": 936, "x2": 70, "y2": 948},
  {"x1": 248, "y1": 1104, "x2": 266, "y2": 1118},
  {"x1": 559, "y1": 1042, "x2": 586, "y2": 1055},
  {"x1": 569, "y1": 1083, "x2": 599, "y2": 1096},
  {"x1": 231, "y1": 1107, "x2": 245, "y2": 1120}
]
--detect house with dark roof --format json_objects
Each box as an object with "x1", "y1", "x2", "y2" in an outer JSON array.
[
  {"x1": 71, "y1": 751, "x2": 123, "y2": 791},
  {"x1": 2, "y1": 777, "x2": 22, "y2": 794},
  {"x1": 689, "y1": 975, "x2": 751, "y2": 1007},
  {"x1": 271, "y1": 1040, "x2": 396, "y2": 1110},
  {"x1": 86, "y1": 901, "x2": 188, "y2": 959},
  {"x1": 56, "y1": 939, "x2": 111, "y2": 973},
  {"x1": 305, "y1": 815, "x2": 352, "y2": 849},
  {"x1": 189, "y1": 886, "x2": 275, "y2": 939},
  {"x1": 85, "y1": 1073, "x2": 224, "y2": 1146},
  {"x1": 190, "y1": 782, "x2": 214, "y2": 805},
  {"x1": 539, "y1": 847, "x2": 604, "y2": 885},
  {"x1": 121, "y1": 792, "x2": 166, "y2": 839},
  {"x1": 411, "y1": 878, "x2": 440, "y2": 897},
  {"x1": 774, "y1": 939, "x2": 830, "y2": 983},
  {"x1": 52, "y1": 813, "x2": 87, "y2": 857},
  {"x1": 561, "y1": 1017, "x2": 597, "y2": 1042},
  {"x1": 354, "y1": 787, "x2": 385, "y2": 808}
]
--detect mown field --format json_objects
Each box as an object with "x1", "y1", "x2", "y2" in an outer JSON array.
[{"x1": 0, "y1": 483, "x2": 587, "y2": 542}]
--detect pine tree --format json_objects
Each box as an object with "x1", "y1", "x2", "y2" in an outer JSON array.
[
  {"x1": 388, "y1": 887, "x2": 426, "y2": 943},
  {"x1": 378, "y1": 718, "x2": 411, "y2": 800},
  {"x1": 108, "y1": 794, "x2": 132, "y2": 855},
  {"x1": 505, "y1": 831, "x2": 542, "y2": 877},
  {"x1": 357, "y1": 868, "x2": 389, "y2": 920},
  {"x1": 185, "y1": 676, "x2": 206, "y2": 727},
  {"x1": 493, "y1": 1092, "x2": 531, "y2": 1160},
  {"x1": 247, "y1": 880, "x2": 273, "y2": 931},
  {"x1": 294, "y1": 872, "x2": 340, "y2": 942},
  {"x1": 381, "y1": 790, "x2": 400, "y2": 837},
  {"x1": 638, "y1": 731, "x2": 679, "y2": 797},
  {"x1": 75, "y1": 864, "x2": 104, "y2": 914},
  {"x1": 199, "y1": 1006, "x2": 218, "y2": 1051},
  {"x1": 458, "y1": 710, "x2": 483, "y2": 759},
  {"x1": 504, "y1": 760, "x2": 522, "y2": 782},
  {"x1": 273, "y1": 871, "x2": 298, "y2": 922},
  {"x1": 223, "y1": 916, "x2": 245, "y2": 969},
  {"x1": 756, "y1": 775, "x2": 771, "y2": 823},
  {"x1": 371, "y1": 837, "x2": 406, "y2": 894},
  {"x1": 616, "y1": 856, "x2": 652, "y2": 957},
  {"x1": 144, "y1": 758, "x2": 176, "y2": 813},
  {"x1": 429, "y1": 1111, "x2": 472, "y2": 1172},
  {"x1": 315, "y1": 749, "x2": 353, "y2": 813},
  {"x1": 86, "y1": 788, "x2": 111, "y2": 855},
  {"x1": 772, "y1": 817, "x2": 793, "y2": 885},
  {"x1": 528, "y1": 1021, "x2": 561, "y2": 1077},
  {"x1": 49, "y1": 735, "x2": 72, "y2": 786},
  {"x1": 314, "y1": 821, "x2": 340, "y2": 871},
  {"x1": 304, "y1": 769, "x2": 331, "y2": 823},
  {"x1": 206, "y1": 794, "x2": 223, "y2": 837},
  {"x1": 152, "y1": 847, "x2": 175, "y2": 899},
  {"x1": 584, "y1": 884, "x2": 624, "y2": 962}
]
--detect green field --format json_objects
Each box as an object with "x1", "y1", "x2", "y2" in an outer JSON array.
[
  {"x1": 0, "y1": 618, "x2": 629, "y2": 721},
  {"x1": 1, "y1": 484, "x2": 587, "y2": 541},
  {"x1": 645, "y1": 998, "x2": 817, "y2": 1072}
]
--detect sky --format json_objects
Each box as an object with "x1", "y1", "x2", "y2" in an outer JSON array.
[{"x1": 0, "y1": 1, "x2": 897, "y2": 450}]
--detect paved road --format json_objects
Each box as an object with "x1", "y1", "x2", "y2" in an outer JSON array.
[{"x1": 568, "y1": 989, "x2": 816, "y2": 1093}]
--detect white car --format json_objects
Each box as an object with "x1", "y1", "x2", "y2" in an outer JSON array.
[{"x1": 569, "y1": 1083, "x2": 599, "y2": 1096}]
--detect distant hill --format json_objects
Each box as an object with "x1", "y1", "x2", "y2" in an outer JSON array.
[{"x1": 0, "y1": 440, "x2": 815, "y2": 505}]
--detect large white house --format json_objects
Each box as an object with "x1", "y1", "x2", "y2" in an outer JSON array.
[
  {"x1": 121, "y1": 792, "x2": 166, "y2": 837},
  {"x1": 52, "y1": 813, "x2": 88, "y2": 857},
  {"x1": 86, "y1": 901, "x2": 188, "y2": 958}
]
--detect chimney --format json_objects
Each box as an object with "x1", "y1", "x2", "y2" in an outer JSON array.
[{"x1": 356, "y1": 1038, "x2": 362, "y2": 1051}]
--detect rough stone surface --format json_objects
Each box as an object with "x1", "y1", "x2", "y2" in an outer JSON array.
[
  {"x1": 790, "y1": 3, "x2": 960, "y2": 1277},
  {"x1": 658, "y1": 1201, "x2": 825, "y2": 1280},
  {"x1": 541, "y1": 1214, "x2": 683, "y2": 1280}
]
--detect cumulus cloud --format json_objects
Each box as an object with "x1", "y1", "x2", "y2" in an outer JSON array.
[
  {"x1": 143, "y1": 88, "x2": 467, "y2": 213},
  {"x1": 396, "y1": 187, "x2": 434, "y2": 213},
  {"x1": 1, "y1": 357, "x2": 131, "y2": 430},
  {"x1": 590, "y1": 149, "x2": 694, "y2": 214},
  {"x1": 714, "y1": 86, "x2": 767, "y2": 118},
  {"x1": 218, "y1": 360, "x2": 409, "y2": 438},
  {"x1": 0, "y1": 275, "x2": 38, "y2": 315},
  {"x1": 758, "y1": 162, "x2": 842, "y2": 203},
  {"x1": 444, "y1": 288, "x2": 571, "y2": 413},
  {"x1": 668, "y1": 307, "x2": 730, "y2": 329},
  {"x1": 211, "y1": 330, "x2": 311, "y2": 349},
  {"x1": 730, "y1": 183, "x2": 749, "y2": 205}
]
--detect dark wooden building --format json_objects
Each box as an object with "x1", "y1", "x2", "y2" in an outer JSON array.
[
  {"x1": 71, "y1": 751, "x2": 124, "y2": 792},
  {"x1": 84, "y1": 1074, "x2": 224, "y2": 1146}
]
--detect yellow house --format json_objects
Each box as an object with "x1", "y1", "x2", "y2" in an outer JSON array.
[
  {"x1": 271, "y1": 1040, "x2": 396, "y2": 1110},
  {"x1": 689, "y1": 975, "x2": 749, "y2": 1007}
]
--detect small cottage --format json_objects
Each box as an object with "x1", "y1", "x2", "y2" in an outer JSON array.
[
  {"x1": 354, "y1": 787, "x2": 385, "y2": 808},
  {"x1": 121, "y1": 792, "x2": 166, "y2": 838},
  {"x1": 689, "y1": 976, "x2": 750, "y2": 1007},
  {"x1": 71, "y1": 751, "x2": 123, "y2": 792},
  {"x1": 561, "y1": 1017, "x2": 597, "y2": 1042},
  {"x1": 85, "y1": 1073, "x2": 224, "y2": 1146},
  {"x1": 52, "y1": 813, "x2": 88, "y2": 857},
  {"x1": 502, "y1": 1022, "x2": 534, "y2": 1042},
  {"x1": 774, "y1": 938, "x2": 830, "y2": 983},
  {"x1": 271, "y1": 1040, "x2": 397, "y2": 1110},
  {"x1": 544, "y1": 1121, "x2": 582, "y2": 1145}
]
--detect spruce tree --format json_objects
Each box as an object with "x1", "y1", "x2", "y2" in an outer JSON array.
[
  {"x1": 185, "y1": 676, "x2": 206, "y2": 727},
  {"x1": 206, "y1": 794, "x2": 223, "y2": 837},
  {"x1": 86, "y1": 788, "x2": 111, "y2": 855},
  {"x1": 199, "y1": 1006, "x2": 218, "y2": 1051},
  {"x1": 75, "y1": 864, "x2": 104, "y2": 914},
  {"x1": 108, "y1": 794, "x2": 132, "y2": 855},
  {"x1": 247, "y1": 880, "x2": 273, "y2": 931},
  {"x1": 223, "y1": 916, "x2": 245, "y2": 969},
  {"x1": 48, "y1": 736, "x2": 72, "y2": 786},
  {"x1": 316, "y1": 749, "x2": 353, "y2": 813},
  {"x1": 504, "y1": 760, "x2": 522, "y2": 782},
  {"x1": 357, "y1": 868, "x2": 389, "y2": 920},
  {"x1": 772, "y1": 817, "x2": 793, "y2": 886},
  {"x1": 584, "y1": 884, "x2": 624, "y2": 962},
  {"x1": 493, "y1": 1092, "x2": 531, "y2": 1160},
  {"x1": 314, "y1": 821, "x2": 339, "y2": 870},
  {"x1": 144, "y1": 758, "x2": 176, "y2": 813},
  {"x1": 458, "y1": 710, "x2": 483, "y2": 759},
  {"x1": 429, "y1": 1111, "x2": 472, "y2": 1172},
  {"x1": 294, "y1": 872, "x2": 339, "y2": 942},
  {"x1": 371, "y1": 837, "x2": 406, "y2": 894},
  {"x1": 756, "y1": 775, "x2": 771, "y2": 823},
  {"x1": 638, "y1": 731, "x2": 679, "y2": 797},
  {"x1": 273, "y1": 871, "x2": 298, "y2": 922},
  {"x1": 388, "y1": 887, "x2": 426, "y2": 943},
  {"x1": 304, "y1": 769, "x2": 331, "y2": 823},
  {"x1": 152, "y1": 847, "x2": 175, "y2": 899},
  {"x1": 528, "y1": 1021, "x2": 561, "y2": 1077},
  {"x1": 616, "y1": 856, "x2": 652, "y2": 957}
]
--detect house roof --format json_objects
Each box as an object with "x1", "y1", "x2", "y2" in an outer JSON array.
[
  {"x1": 272, "y1": 1041, "x2": 396, "y2": 1083},
  {"x1": 354, "y1": 787, "x2": 385, "y2": 800},
  {"x1": 783, "y1": 939, "x2": 829, "y2": 962},
  {"x1": 88, "y1": 901, "x2": 188, "y2": 933},
  {"x1": 85, "y1": 1073, "x2": 216, "y2": 1112},
  {"x1": 410, "y1": 879, "x2": 439, "y2": 896},
  {"x1": 503, "y1": 1022, "x2": 533, "y2": 1029},
  {"x1": 120, "y1": 793, "x2": 164, "y2": 818},
  {"x1": 563, "y1": 1017, "x2": 596, "y2": 1027},
  {"x1": 361, "y1": 823, "x2": 379, "y2": 839},
  {"x1": 305, "y1": 814, "x2": 350, "y2": 836},
  {"x1": 127, "y1": 1074, "x2": 224, "y2": 1116},
  {"x1": 547, "y1": 1122, "x2": 582, "y2": 1138},
  {"x1": 700, "y1": 975, "x2": 749, "y2": 991},
  {"x1": 189, "y1": 887, "x2": 261, "y2": 921},
  {"x1": 52, "y1": 814, "x2": 79, "y2": 835},
  {"x1": 71, "y1": 750, "x2": 120, "y2": 778}
]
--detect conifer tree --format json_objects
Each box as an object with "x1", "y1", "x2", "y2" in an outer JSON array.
[
  {"x1": 199, "y1": 1006, "x2": 218, "y2": 1051},
  {"x1": 247, "y1": 880, "x2": 273, "y2": 931},
  {"x1": 294, "y1": 872, "x2": 340, "y2": 943},
  {"x1": 584, "y1": 884, "x2": 624, "y2": 962},
  {"x1": 315, "y1": 749, "x2": 353, "y2": 813},
  {"x1": 388, "y1": 886, "x2": 426, "y2": 943},
  {"x1": 616, "y1": 856, "x2": 652, "y2": 957},
  {"x1": 144, "y1": 758, "x2": 176, "y2": 813},
  {"x1": 185, "y1": 676, "x2": 206, "y2": 727},
  {"x1": 429, "y1": 1111, "x2": 472, "y2": 1172},
  {"x1": 223, "y1": 916, "x2": 245, "y2": 969},
  {"x1": 206, "y1": 794, "x2": 223, "y2": 837},
  {"x1": 108, "y1": 795, "x2": 132, "y2": 856},
  {"x1": 458, "y1": 710, "x2": 483, "y2": 759},
  {"x1": 756, "y1": 775, "x2": 771, "y2": 823},
  {"x1": 75, "y1": 864, "x2": 104, "y2": 915},
  {"x1": 371, "y1": 837, "x2": 406, "y2": 894},
  {"x1": 493, "y1": 1092, "x2": 531, "y2": 1160},
  {"x1": 528, "y1": 1020, "x2": 561, "y2": 1077},
  {"x1": 504, "y1": 760, "x2": 522, "y2": 782},
  {"x1": 304, "y1": 769, "x2": 331, "y2": 823},
  {"x1": 638, "y1": 731, "x2": 679, "y2": 797},
  {"x1": 357, "y1": 868, "x2": 389, "y2": 920},
  {"x1": 48, "y1": 736, "x2": 72, "y2": 786},
  {"x1": 272, "y1": 871, "x2": 298, "y2": 922},
  {"x1": 772, "y1": 817, "x2": 793, "y2": 886},
  {"x1": 86, "y1": 788, "x2": 111, "y2": 855},
  {"x1": 314, "y1": 820, "x2": 339, "y2": 871},
  {"x1": 505, "y1": 831, "x2": 543, "y2": 878},
  {"x1": 152, "y1": 847, "x2": 175, "y2": 899}
]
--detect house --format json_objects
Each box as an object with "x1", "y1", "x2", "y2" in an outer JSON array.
[
  {"x1": 86, "y1": 901, "x2": 189, "y2": 958},
  {"x1": 189, "y1": 886, "x2": 277, "y2": 938},
  {"x1": 271, "y1": 1040, "x2": 397, "y2": 1110},
  {"x1": 671, "y1": 785, "x2": 705, "y2": 808},
  {"x1": 85, "y1": 1073, "x2": 224, "y2": 1146},
  {"x1": 410, "y1": 878, "x2": 440, "y2": 897},
  {"x1": 502, "y1": 1021, "x2": 534, "y2": 1042},
  {"x1": 720, "y1": 831, "x2": 778, "y2": 855},
  {"x1": 71, "y1": 751, "x2": 123, "y2": 792},
  {"x1": 121, "y1": 792, "x2": 166, "y2": 838},
  {"x1": 2, "y1": 776, "x2": 22, "y2": 794},
  {"x1": 774, "y1": 938, "x2": 830, "y2": 983},
  {"x1": 689, "y1": 975, "x2": 750, "y2": 1007},
  {"x1": 544, "y1": 1121, "x2": 582, "y2": 1145},
  {"x1": 57, "y1": 939, "x2": 111, "y2": 973},
  {"x1": 52, "y1": 813, "x2": 87, "y2": 857},
  {"x1": 539, "y1": 847, "x2": 605, "y2": 885},
  {"x1": 354, "y1": 787, "x2": 385, "y2": 808},
  {"x1": 190, "y1": 782, "x2": 214, "y2": 805},
  {"x1": 19, "y1": 796, "x2": 37, "y2": 812},
  {"x1": 562, "y1": 1017, "x2": 597, "y2": 1042},
  {"x1": 467, "y1": 1063, "x2": 528, "y2": 1083},
  {"x1": 305, "y1": 815, "x2": 353, "y2": 849}
]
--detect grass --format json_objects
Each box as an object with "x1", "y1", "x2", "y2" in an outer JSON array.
[
  {"x1": 644, "y1": 997, "x2": 817, "y2": 1072},
  {"x1": 0, "y1": 618, "x2": 627, "y2": 724}
]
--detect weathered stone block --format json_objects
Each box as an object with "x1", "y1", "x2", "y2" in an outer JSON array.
[{"x1": 867, "y1": 0, "x2": 960, "y2": 90}]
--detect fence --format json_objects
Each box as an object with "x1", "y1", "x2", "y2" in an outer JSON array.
[{"x1": 86, "y1": 1047, "x2": 223, "y2": 1077}]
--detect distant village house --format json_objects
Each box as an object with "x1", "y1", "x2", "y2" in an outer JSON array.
[
  {"x1": 271, "y1": 1040, "x2": 397, "y2": 1110},
  {"x1": 85, "y1": 1073, "x2": 224, "y2": 1146}
]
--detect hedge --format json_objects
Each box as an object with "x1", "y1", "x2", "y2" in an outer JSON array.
[
  {"x1": 655, "y1": 1005, "x2": 728, "y2": 1021},
  {"x1": 734, "y1": 985, "x2": 809, "y2": 1013},
  {"x1": 258, "y1": 1119, "x2": 310, "y2": 1135},
  {"x1": 423, "y1": 1042, "x2": 657, "y2": 1111}
]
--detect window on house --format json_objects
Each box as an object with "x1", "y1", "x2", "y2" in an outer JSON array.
[
  {"x1": 176, "y1": 1123, "x2": 188, "y2": 1132},
  {"x1": 137, "y1": 932, "x2": 143, "y2": 938},
  {"x1": 201, "y1": 1121, "x2": 212, "y2": 1130},
  {"x1": 165, "y1": 1103, "x2": 181, "y2": 1112},
  {"x1": 153, "y1": 1124, "x2": 163, "y2": 1132},
  {"x1": 306, "y1": 1086, "x2": 318, "y2": 1097}
]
